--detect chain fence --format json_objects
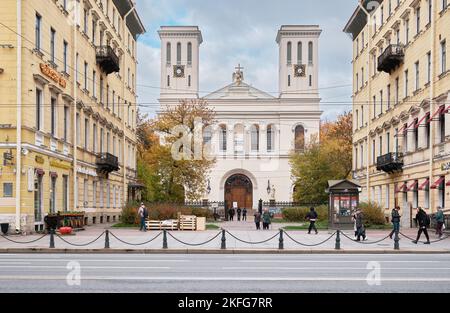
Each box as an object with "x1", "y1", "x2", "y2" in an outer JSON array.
[
  {"x1": 284, "y1": 231, "x2": 337, "y2": 247},
  {"x1": 167, "y1": 231, "x2": 222, "y2": 247}
]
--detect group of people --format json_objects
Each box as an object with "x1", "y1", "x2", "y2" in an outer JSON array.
[
  {"x1": 228, "y1": 208, "x2": 248, "y2": 221},
  {"x1": 253, "y1": 209, "x2": 272, "y2": 230}
]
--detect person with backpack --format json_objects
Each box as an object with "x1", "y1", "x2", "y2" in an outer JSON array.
[
  {"x1": 412, "y1": 207, "x2": 430, "y2": 244},
  {"x1": 262, "y1": 209, "x2": 272, "y2": 230},
  {"x1": 389, "y1": 206, "x2": 401, "y2": 239},
  {"x1": 306, "y1": 207, "x2": 319, "y2": 234},
  {"x1": 435, "y1": 207, "x2": 445, "y2": 238},
  {"x1": 138, "y1": 203, "x2": 148, "y2": 232},
  {"x1": 355, "y1": 209, "x2": 367, "y2": 241}
]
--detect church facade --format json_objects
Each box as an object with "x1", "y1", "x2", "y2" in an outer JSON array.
[{"x1": 158, "y1": 25, "x2": 322, "y2": 209}]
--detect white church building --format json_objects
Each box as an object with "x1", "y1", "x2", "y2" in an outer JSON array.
[{"x1": 158, "y1": 25, "x2": 322, "y2": 210}]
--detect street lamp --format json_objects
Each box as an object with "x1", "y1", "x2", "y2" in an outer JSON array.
[{"x1": 267, "y1": 180, "x2": 271, "y2": 195}]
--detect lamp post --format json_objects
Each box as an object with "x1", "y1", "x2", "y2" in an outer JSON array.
[{"x1": 267, "y1": 180, "x2": 271, "y2": 195}]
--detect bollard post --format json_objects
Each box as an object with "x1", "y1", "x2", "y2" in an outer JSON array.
[
  {"x1": 49, "y1": 229, "x2": 55, "y2": 249},
  {"x1": 104, "y1": 230, "x2": 110, "y2": 249},
  {"x1": 163, "y1": 230, "x2": 168, "y2": 249},
  {"x1": 278, "y1": 229, "x2": 284, "y2": 250},
  {"x1": 394, "y1": 231, "x2": 400, "y2": 250},
  {"x1": 335, "y1": 230, "x2": 341, "y2": 250},
  {"x1": 221, "y1": 229, "x2": 226, "y2": 250}
]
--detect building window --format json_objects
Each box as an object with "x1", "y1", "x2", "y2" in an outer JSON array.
[
  {"x1": 379, "y1": 136, "x2": 383, "y2": 157},
  {"x1": 356, "y1": 73, "x2": 359, "y2": 91},
  {"x1": 100, "y1": 76, "x2": 104, "y2": 103},
  {"x1": 92, "y1": 70, "x2": 96, "y2": 98},
  {"x1": 415, "y1": 61, "x2": 420, "y2": 90},
  {"x1": 106, "y1": 85, "x2": 109, "y2": 108},
  {"x1": 297, "y1": 41, "x2": 302, "y2": 64},
  {"x1": 355, "y1": 147, "x2": 358, "y2": 169},
  {"x1": 441, "y1": 40, "x2": 447, "y2": 74},
  {"x1": 412, "y1": 180, "x2": 419, "y2": 208},
  {"x1": 187, "y1": 42, "x2": 192, "y2": 65},
  {"x1": 438, "y1": 176, "x2": 445, "y2": 208},
  {"x1": 51, "y1": 97, "x2": 56, "y2": 137},
  {"x1": 380, "y1": 6, "x2": 384, "y2": 24},
  {"x1": 416, "y1": 7, "x2": 420, "y2": 35},
  {"x1": 386, "y1": 132, "x2": 390, "y2": 153},
  {"x1": 92, "y1": 19, "x2": 96, "y2": 44},
  {"x1": 84, "y1": 118, "x2": 89, "y2": 150},
  {"x1": 93, "y1": 124, "x2": 97, "y2": 153},
  {"x1": 295, "y1": 125, "x2": 305, "y2": 152},
  {"x1": 288, "y1": 75, "x2": 291, "y2": 87},
  {"x1": 63, "y1": 106, "x2": 69, "y2": 141},
  {"x1": 50, "y1": 176, "x2": 57, "y2": 214},
  {"x1": 373, "y1": 95, "x2": 376, "y2": 118},
  {"x1": 439, "y1": 106, "x2": 446, "y2": 143},
  {"x1": 360, "y1": 144, "x2": 364, "y2": 167},
  {"x1": 395, "y1": 77, "x2": 399, "y2": 104},
  {"x1": 188, "y1": 75, "x2": 191, "y2": 87},
  {"x1": 84, "y1": 9, "x2": 88, "y2": 34},
  {"x1": 356, "y1": 109, "x2": 359, "y2": 129},
  {"x1": 427, "y1": 52, "x2": 432, "y2": 83},
  {"x1": 93, "y1": 181, "x2": 97, "y2": 208},
  {"x1": 308, "y1": 41, "x2": 313, "y2": 65},
  {"x1": 63, "y1": 175, "x2": 68, "y2": 212},
  {"x1": 34, "y1": 174, "x2": 43, "y2": 223},
  {"x1": 413, "y1": 118, "x2": 419, "y2": 151},
  {"x1": 36, "y1": 88, "x2": 43, "y2": 131},
  {"x1": 425, "y1": 113, "x2": 431, "y2": 148},
  {"x1": 35, "y1": 13, "x2": 41, "y2": 50},
  {"x1": 63, "y1": 41, "x2": 68, "y2": 73},
  {"x1": 424, "y1": 184, "x2": 430, "y2": 209},
  {"x1": 387, "y1": 84, "x2": 391, "y2": 110},
  {"x1": 287, "y1": 41, "x2": 292, "y2": 65},
  {"x1": 166, "y1": 42, "x2": 171, "y2": 64},
  {"x1": 404, "y1": 70, "x2": 409, "y2": 97},
  {"x1": 106, "y1": 132, "x2": 110, "y2": 153},
  {"x1": 177, "y1": 42, "x2": 181, "y2": 65},
  {"x1": 220, "y1": 125, "x2": 227, "y2": 152},
  {"x1": 76, "y1": 113, "x2": 80, "y2": 146},
  {"x1": 3, "y1": 183, "x2": 13, "y2": 198},
  {"x1": 361, "y1": 67, "x2": 365, "y2": 86},
  {"x1": 83, "y1": 179, "x2": 88, "y2": 208},
  {"x1": 112, "y1": 90, "x2": 115, "y2": 114},
  {"x1": 428, "y1": 0, "x2": 433, "y2": 24},
  {"x1": 251, "y1": 125, "x2": 260, "y2": 152},
  {"x1": 167, "y1": 75, "x2": 170, "y2": 87},
  {"x1": 379, "y1": 90, "x2": 383, "y2": 115},
  {"x1": 267, "y1": 125, "x2": 274, "y2": 152},
  {"x1": 405, "y1": 19, "x2": 410, "y2": 43},
  {"x1": 75, "y1": 53, "x2": 79, "y2": 82},
  {"x1": 84, "y1": 62, "x2": 88, "y2": 91},
  {"x1": 372, "y1": 139, "x2": 376, "y2": 164},
  {"x1": 100, "y1": 128, "x2": 104, "y2": 153},
  {"x1": 403, "y1": 123, "x2": 408, "y2": 152},
  {"x1": 442, "y1": 0, "x2": 448, "y2": 11},
  {"x1": 361, "y1": 105, "x2": 364, "y2": 127}
]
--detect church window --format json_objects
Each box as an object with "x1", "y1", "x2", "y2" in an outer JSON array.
[
  {"x1": 251, "y1": 125, "x2": 260, "y2": 152},
  {"x1": 187, "y1": 42, "x2": 192, "y2": 65},
  {"x1": 167, "y1": 75, "x2": 170, "y2": 87},
  {"x1": 288, "y1": 75, "x2": 291, "y2": 87},
  {"x1": 308, "y1": 41, "x2": 313, "y2": 65},
  {"x1": 287, "y1": 42, "x2": 292, "y2": 65},
  {"x1": 219, "y1": 125, "x2": 227, "y2": 152},
  {"x1": 166, "y1": 42, "x2": 171, "y2": 64},
  {"x1": 297, "y1": 42, "x2": 302, "y2": 64},
  {"x1": 295, "y1": 125, "x2": 305, "y2": 152},
  {"x1": 309, "y1": 75, "x2": 312, "y2": 87},
  {"x1": 177, "y1": 42, "x2": 181, "y2": 65},
  {"x1": 267, "y1": 125, "x2": 274, "y2": 152},
  {"x1": 188, "y1": 75, "x2": 191, "y2": 87},
  {"x1": 203, "y1": 127, "x2": 212, "y2": 146}
]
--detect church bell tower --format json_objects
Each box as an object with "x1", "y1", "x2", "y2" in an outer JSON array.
[{"x1": 158, "y1": 26, "x2": 203, "y2": 100}]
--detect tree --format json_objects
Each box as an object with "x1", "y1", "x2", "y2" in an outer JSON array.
[
  {"x1": 137, "y1": 100, "x2": 216, "y2": 202},
  {"x1": 290, "y1": 111, "x2": 353, "y2": 203}
]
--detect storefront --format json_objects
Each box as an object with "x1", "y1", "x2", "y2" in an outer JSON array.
[{"x1": 326, "y1": 180, "x2": 361, "y2": 230}]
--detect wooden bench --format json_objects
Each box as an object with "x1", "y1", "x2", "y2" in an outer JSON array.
[
  {"x1": 146, "y1": 220, "x2": 178, "y2": 231},
  {"x1": 179, "y1": 215, "x2": 197, "y2": 231}
]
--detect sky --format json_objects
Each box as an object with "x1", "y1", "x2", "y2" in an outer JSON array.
[{"x1": 133, "y1": 0, "x2": 357, "y2": 121}]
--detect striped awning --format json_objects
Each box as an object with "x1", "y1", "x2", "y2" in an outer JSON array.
[
  {"x1": 430, "y1": 177, "x2": 445, "y2": 190},
  {"x1": 395, "y1": 182, "x2": 408, "y2": 193},
  {"x1": 418, "y1": 178, "x2": 430, "y2": 191},
  {"x1": 407, "y1": 180, "x2": 418, "y2": 192}
]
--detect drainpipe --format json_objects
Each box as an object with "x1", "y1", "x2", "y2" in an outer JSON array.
[
  {"x1": 429, "y1": 4, "x2": 435, "y2": 212},
  {"x1": 73, "y1": 0, "x2": 79, "y2": 211},
  {"x1": 15, "y1": 0, "x2": 22, "y2": 232}
]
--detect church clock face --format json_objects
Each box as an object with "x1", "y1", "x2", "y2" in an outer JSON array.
[
  {"x1": 294, "y1": 64, "x2": 306, "y2": 77},
  {"x1": 173, "y1": 65, "x2": 185, "y2": 78}
]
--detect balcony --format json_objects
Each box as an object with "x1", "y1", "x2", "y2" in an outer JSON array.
[
  {"x1": 96, "y1": 46, "x2": 120, "y2": 75},
  {"x1": 377, "y1": 44, "x2": 405, "y2": 73},
  {"x1": 96, "y1": 153, "x2": 119, "y2": 175},
  {"x1": 376, "y1": 152, "x2": 404, "y2": 174}
]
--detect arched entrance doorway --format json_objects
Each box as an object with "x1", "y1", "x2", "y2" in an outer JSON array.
[{"x1": 224, "y1": 174, "x2": 253, "y2": 211}]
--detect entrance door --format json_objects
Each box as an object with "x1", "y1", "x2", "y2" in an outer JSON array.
[{"x1": 225, "y1": 174, "x2": 253, "y2": 210}]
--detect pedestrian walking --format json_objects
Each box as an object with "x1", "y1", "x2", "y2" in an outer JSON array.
[
  {"x1": 262, "y1": 209, "x2": 272, "y2": 230},
  {"x1": 355, "y1": 209, "x2": 367, "y2": 241},
  {"x1": 306, "y1": 207, "x2": 319, "y2": 234},
  {"x1": 254, "y1": 211, "x2": 261, "y2": 230},
  {"x1": 237, "y1": 208, "x2": 242, "y2": 221},
  {"x1": 412, "y1": 207, "x2": 430, "y2": 244},
  {"x1": 138, "y1": 203, "x2": 148, "y2": 232},
  {"x1": 389, "y1": 206, "x2": 401, "y2": 239},
  {"x1": 228, "y1": 208, "x2": 235, "y2": 221},
  {"x1": 242, "y1": 208, "x2": 248, "y2": 221},
  {"x1": 435, "y1": 207, "x2": 445, "y2": 238},
  {"x1": 351, "y1": 210, "x2": 358, "y2": 239}
]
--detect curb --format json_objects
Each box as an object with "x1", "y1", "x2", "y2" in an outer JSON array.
[{"x1": 0, "y1": 248, "x2": 449, "y2": 254}]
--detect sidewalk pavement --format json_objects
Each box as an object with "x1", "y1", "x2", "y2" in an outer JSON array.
[{"x1": 0, "y1": 224, "x2": 449, "y2": 253}]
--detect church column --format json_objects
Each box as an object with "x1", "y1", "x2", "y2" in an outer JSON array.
[{"x1": 260, "y1": 124, "x2": 267, "y2": 156}]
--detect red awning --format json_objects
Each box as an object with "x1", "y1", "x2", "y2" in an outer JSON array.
[
  {"x1": 407, "y1": 180, "x2": 418, "y2": 192},
  {"x1": 418, "y1": 178, "x2": 430, "y2": 190},
  {"x1": 414, "y1": 113, "x2": 431, "y2": 128},
  {"x1": 395, "y1": 182, "x2": 408, "y2": 193},
  {"x1": 427, "y1": 105, "x2": 445, "y2": 123},
  {"x1": 446, "y1": 180, "x2": 450, "y2": 186},
  {"x1": 430, "y1": 177, "x2": 445, "y2": 189}
]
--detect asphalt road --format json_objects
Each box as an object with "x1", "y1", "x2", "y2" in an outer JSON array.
[{"x1": 0, "y1": 254, "x2": 449, "y2": 293}]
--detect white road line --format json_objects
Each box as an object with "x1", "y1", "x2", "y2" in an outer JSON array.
[
  {"x1": 0, "y1": 259, "x2": 188, "y2": 263},
  {"x1": 0, "y1": 266, "x2": 170, "y2": 269},
  {"x1": 238, "y1": 260, "x2": 443, "y2": 263},
  {"x1": 222, "y1": 267, "x2": 450, "y2": 270}
]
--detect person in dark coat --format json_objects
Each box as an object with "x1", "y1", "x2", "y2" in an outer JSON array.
[
  {"x1": 355, "y1": 209, "x2": 367, "y2": 241},
  {"x1": 254, "y1": 211, "x2": 262, "y2": 230},
  {"x1": 262, "y1": 209, "x2": 271, "y2": 230},
  {"x1": 237, "y1": 208, "x2": 242, "y2": 221},
  {"x1": 435, "y1": 207, "x2": 445, "y2": 238},
  {"x1": 242, "y1": 208, "x2": 248, "y2": 221},
  {"x1": 228, "y1": 208, "x2": 235, "y2": 221},
  {"x1": 306, "y1": 207, "x2": 319, "y2": 234},
  {"x1": 413, "y1": 207, "x2": 430, "y2": 244},
  {"x1": 389, "y1": 206, "x2": 401, "y2": 239}
]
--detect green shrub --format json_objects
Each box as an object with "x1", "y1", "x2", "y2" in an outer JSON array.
[
  {"x1": 359, "y1": 201, "x2": 387, "y2": 226},
  {"x1": 120, "y1": 202, "x2": 139, "y2": 225},
  {"x1": 282, "y1": 205, "x2": 328, "y2": 222}
]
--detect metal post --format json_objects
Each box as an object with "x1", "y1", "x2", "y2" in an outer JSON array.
[
  {"x1": 221, "y1": 229, "x2": 226, "y2": 250},
  {"x1": 394, "y1": 230, "x2": 400, "y2": 250},
  {"x1": 335, "y1": 230, "x2": 341, "y2": 250},
  {"x1": 163, "y1": 230, "x2": 168, "y2": 249},
  {"x1": 104, "y1": 230, "x2": 110, "y2": 249},
  {"x1": 278, "y1": 229, "x2": 284, "y2": 250},
  {"x1": 49, "y1": 229, "x2": 55, "y2": 249}
]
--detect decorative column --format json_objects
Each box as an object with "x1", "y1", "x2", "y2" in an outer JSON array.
[{"x1": 260, "y1": 124, "x2": 267, "y2": 155}]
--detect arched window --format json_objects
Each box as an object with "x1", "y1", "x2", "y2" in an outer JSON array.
[
  {"x1": 251, "y1": 125, "x2": 260, "y2": 152},
  {"x1": 203, "y1": 127, "x2": 212, "y2": 145},
  {"x1": 287, "y1": 41, "x2": 292, "y2": 65},
  {"x1": 219, "y1": 125, "x2": 227, "y2": 152},
  {"x1": 166, "y1": 42, "x2": 171, "y2": 64},
  {"x1": 308, "y1": 41, "x2": 313, "y2": 65},
  {"x1": 177, "y1": 42, "x2": 182, "y2": 65},
  {"x1": 295, "y1": 125, "x2": 305, "y2": 152},
  {"x1": 267, "y1": 125, "x2": 274, "y2": 152},
  {"x1": 297, "y1": 41, "x2": 302, "y2": 64},
  {"x1": 187, "y1": 42, "x2": 192, "y2": 65}
]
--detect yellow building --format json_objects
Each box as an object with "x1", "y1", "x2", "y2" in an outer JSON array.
[
  {"x1": 344, "y1": 0, "x2": 449, "y2": 227},
  {"x1": 0, "y1": 0, "x2": 145, "y2": 233}
]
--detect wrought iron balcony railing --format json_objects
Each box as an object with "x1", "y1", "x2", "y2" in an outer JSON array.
[
  {"x1": 96, "y1": 46, "x2": 120, "y2": 75},
  {"x1": 376, "y1": 152, "x2": 404, "y2": 173},
  {"x1": 377, "y1": 44, "x2": 405, "y2": 73}
]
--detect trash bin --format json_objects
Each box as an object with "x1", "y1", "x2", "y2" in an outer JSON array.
[{"x1": 0, "y1": 223, "x2": 9, "y2": 235}]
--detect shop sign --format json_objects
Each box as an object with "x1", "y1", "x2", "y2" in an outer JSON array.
[
  {"x1": 50, "y1": 160, "x2": 72, "y2": 170},
  {"x1": 40, "y1": 63, "x2": 66, "y2": 88}
]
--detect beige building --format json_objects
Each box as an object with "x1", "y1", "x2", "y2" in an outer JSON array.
[
  {"x1": 0, "y1": 0, "x2": 145, "y2": 233},
  {"x1": 344, "y1": 0, "x2": 449, "y2": 226}
]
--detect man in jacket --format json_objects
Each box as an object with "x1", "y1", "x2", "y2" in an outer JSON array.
[
  {"x1": 262, "y1": 209, "x2": 271, "y2": 230},
  {"x1": 413, "y1": 207, "x2": 430, "y2": 244},
  {"x1": 242, "y1": 208, "x2": 248, "y2": 221},
  {"x1": 435, "y1": 207, "x2": 445, "y2": 238},
  {"x1": 389, "y1": 206, "x2": 401, "y2": 239},
  {"x1": 306, "y1": 207, "x2": 319, "y2": 235},
  {"x1": 237, "y1": 208, "x2": 242, "y2": 221},
  {"x1": 138, "y1": 203, "x2": 147, "y2": 232},
  {"x1": 355, "y1": 209, "x2": 367, "y2": 241},
  {"x1": 254, "y1": 211, "x2": 262, "y2": 230}
]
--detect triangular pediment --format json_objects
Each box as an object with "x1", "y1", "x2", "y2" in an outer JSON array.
[{"x1": 204, "y1": 81, "x2": 275, "y2": 100}]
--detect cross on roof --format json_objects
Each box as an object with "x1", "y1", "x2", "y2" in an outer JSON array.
[{"x1": 235, "y1": 64, "x2": 244, "y2": 72}]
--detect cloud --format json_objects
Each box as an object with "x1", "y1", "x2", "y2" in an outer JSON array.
[{"x1": 135, "y1": 0, "x2": 356, "y2": 120}]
